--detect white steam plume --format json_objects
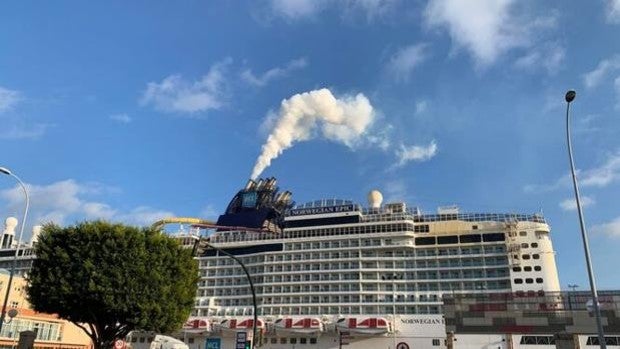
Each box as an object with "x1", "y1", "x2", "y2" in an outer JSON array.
[{"x1": 251, "y1": 88, "x2": 374, "y2": 179}]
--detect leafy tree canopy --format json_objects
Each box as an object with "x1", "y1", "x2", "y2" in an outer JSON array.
[{"x1": 27, "y1": 221, "x2": 199, "y2": 349}]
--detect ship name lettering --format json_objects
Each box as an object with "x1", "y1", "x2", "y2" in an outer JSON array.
[
  {"x1": 290, "y1": 205, "x2": 355, "y2": 216},
  {"x1": 400, "y1": 318, "x2": 444, "y2": 325}
]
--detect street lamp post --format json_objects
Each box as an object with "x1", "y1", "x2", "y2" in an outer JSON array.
[
  {"x1": 0, "y1": 167, "x2": 29, "y2": 336},
  {"x1": 564, "y1": 91, "x2": 606, "y2": 348},
  {"x1": 193, "y1": 238, "x2": 258, "y2": 349}
]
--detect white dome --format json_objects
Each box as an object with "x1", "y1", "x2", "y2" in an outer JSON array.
[
  {"x1": 4, "y1": 217, "x2": 18, "y2": 229},
  {"x1": 367, "y1": 190, "x2": 383, "y2": 209}
]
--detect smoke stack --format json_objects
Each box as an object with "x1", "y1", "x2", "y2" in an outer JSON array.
[
  {"x1": 250, "y1": 88, "x2": 375, "y2": 179},
  {"x1": 245, "y1": 179, "x2": 256, "y2": 191},
  {"x1": 255, "y1": 179, "x2": 265, "y2": 191}
]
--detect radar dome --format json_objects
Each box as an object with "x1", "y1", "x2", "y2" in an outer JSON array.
[
  {"x1": 4, "y1": 217, "x2": 18, "y2": 230},
  {"x1": 367, "y1": 190, "x2": 383, "y2": 209}
]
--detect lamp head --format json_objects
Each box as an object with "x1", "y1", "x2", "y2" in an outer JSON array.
[
  {"x1": 565, "y1": 90, "x2": 576, "y2": 103},
  {"x1": 0, "y1": 167, "x2": 11, "y2": 176},
  {"x1": 7, "y1": 308, "x2": 18, "y2": 319}
]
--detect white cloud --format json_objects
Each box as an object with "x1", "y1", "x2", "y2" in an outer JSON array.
[
  {"x1": 383, "y1": 179, "x2": 408, "y2": 202},
  {"x1": 268, "y1": 0, "x2": 397, "y2": 21},
  {"x1": 514, "y1": 42, "x2": 565, "y2": 75},
  {"x1": 559, "y1": 196, "x2": 595, "y2": 211},
  {"x1": 615, "y1": 76, "x2": 620, "y2": 110},
  {"x1": 424, "y1": 0, "x2": 556, "y2": 66},
  {"x1": 140, "y1": 58, "x2": 231, "y2": 114},
  {"x1": 0, "y1": 180, "x2": 174, "y2": 230},
  {"x1": 200, "y1": 205, "x2": 220, "y2": 220},
  {"x1": 523, "y1": 173, "x2": 570, "y2": 193},
  {"x1": 396, "y1": 140, "x2": 438, "y2": 166},
  {"x1": 579, "y1": 151, "x2": 620, "y2": 187},
  {"x1": 0, "y1": 86, "x2": 21, "y2": 113},
  {"x1": 342, "y1": 0, "x2": 399, "y2": 21},
  {"x1": 116, "y1": 206, "x2": 175, "y2": 226},
  {"x1": 582, "y1": 55, "x2": 620, "y2": 89},
  {"x1": 415, "y1": 100, "x2": 428, "y2": 115},
  {"x1": 387, "y1": 44, "x2": 429, "y2": 81},
  {"x1": 83, "y1": 202, "x2": 117, "y2": 220},
  {"x1": 241, "y1": 58, "x2": 308, "y2": 87},
  {"x1": 109, "y1": 113, "x2": 132, "y2": 123},
  {"x1": 525, "y1": 151, "x2": 620, "y2": 192},
  {"x1": 607, "y1": 0, "x2": 620, "y2": 23},
  {"x1": 0, "y1": 124, "x2": 50, "y2": 140},
  {"x1": 269, "y1": 0, "x2": 327, "y2": 20},
  {"x1": 592, "y1": 216, "x2": 620, "y2": 238}
]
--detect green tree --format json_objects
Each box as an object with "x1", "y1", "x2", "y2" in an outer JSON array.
[{"x1": 26, "y1": 221, "x2": 199, "y2": 349}]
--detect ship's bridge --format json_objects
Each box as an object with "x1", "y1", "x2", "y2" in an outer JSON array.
[{"x1": 292, "y1": 198, "x2": 358, "y2": 209}]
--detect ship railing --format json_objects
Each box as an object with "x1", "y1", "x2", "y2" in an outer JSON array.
[{"x1": 361, "y1": 211, "x2": 546, "y2": 224}]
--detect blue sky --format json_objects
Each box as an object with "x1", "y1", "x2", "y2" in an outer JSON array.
[{"x1": 1, "y1": 0, "x2": 620, "y2": 289}]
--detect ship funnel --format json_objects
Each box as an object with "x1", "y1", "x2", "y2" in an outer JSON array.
[
  {"x1": 367, "y1": 190, "x2": 383, "y2": 209},
  {"x1": 255, "y1": 179, "x2": 265, "y2": 191},
  {"x1": 280, "y1": 191, "x2": 292, "y2": 203},
  {"x1": 265, "y1": 177, "x2": 277, "y2": 190},
  {"x1": 245, "y1": 179, "x2": 256, "y2": 191}
]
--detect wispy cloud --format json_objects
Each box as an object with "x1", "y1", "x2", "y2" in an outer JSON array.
[
  {"x1": 525, "y1": 151, "x2": 620, "y2": 192},
  {"x1": 395, "y1": 140, "x2": 438, "y2": 166},
  {"x1": 115, "y1": 206, "x2": 175, "y2": 226},
  {"x1": 523, "y1": 174, "x2": 569, "y2": 193},
  {"x1": 241, "y1": 58, "x2": 308, "y2": 87},
  {"x1": 582, "y1": 55, "x2": 620, "y2": 89},
  {"x1": 0, "y1": 124, "x2": 51, "y2": 140},
  {"x1": 200, "y1": 204, "x2": 220, "y2": 220},
  {"x1": 383, "y1": 179, "x2": 408, "y2": 202},
  {"x1": 109, "y1": 113, "x2": 132, "y2": 123},
  {"x1": 342, "y1": 0, "x2": 400, "y2": 21},
  {"x1": 269, "y1": 0, "x2": 327, "y2": 20},
  {"x1": 0, "y1": 179, "x2": 174, "y2": 229},
  {"x1": 615, "y1": 76, "x2": 620, "y2": 110},
  {"x1": 592, "y1": 216, "x2": 620, "y2": 238},
  {"x1": 559, "y1": 196, "x2": 595, "y2": 211},
  {"x1": 267, "y1": 0, "x2": 398, "y2": 21},
  {"x1": 607, "y1": 0, "x2": 620, "y2": 23},
  {"x1": 424, "y1": 0, "x2": 557, "y2": 66},
  {"x1": 0, "y1": 86, "x2": 21, "y2": 113},
  {"x1": 514, "y1": 42, "x2": 565, "y2": 75},
  {"x1": 578, "y1": 151, "x2": 620, "y2": 187},
  {"x1": 140, "y1": 58, "x2": 231, "y2": 114},
  {"x1": 415, "y1": 100, "x2": 428, "y2": 115},
  {"x1": 386, "y1": 43, "x2": 429, "y2": 81}
]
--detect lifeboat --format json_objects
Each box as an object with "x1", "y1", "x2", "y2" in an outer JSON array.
[
  {"x1": 183, "y1": 318, "x2": 210, "y2": 333},
  {"x1": 336, "y1": 317, "x2": 390, "y2": 335},
  {"x1": 214, "y1": 318, "x2": 265, "y2": 332},
  {"x1": 275, "y1": 318, "x2": 323, "y2": 334}
]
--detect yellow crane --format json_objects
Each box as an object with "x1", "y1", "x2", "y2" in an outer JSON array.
[{"x1": 151, "y1": 217, "x2": 216, "y2": 231}]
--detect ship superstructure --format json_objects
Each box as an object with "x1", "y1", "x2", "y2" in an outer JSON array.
[{"x1": 183, "y1": 178, "x2": 561, "y2": 349}]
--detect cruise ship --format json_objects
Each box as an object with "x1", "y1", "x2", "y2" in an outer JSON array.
[
  {"x1": 176, "y1": 177, "x2": 565, "y2": 349},
  {"x1": 4, "y1": 177, "x2": 619, "y2": 349}
]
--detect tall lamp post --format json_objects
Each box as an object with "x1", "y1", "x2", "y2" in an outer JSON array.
[
  {"x1": 193, "y1": 238, "x2": 258, "y2": 349},
  {"x1": 0, "y1": 167, "x2": 29, "y2": 336},
  {"x1": 564, "y1": 91, "x2": 606, "y2": 348}
]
